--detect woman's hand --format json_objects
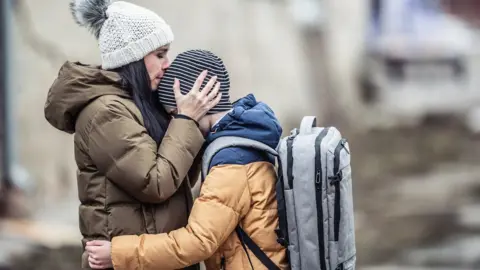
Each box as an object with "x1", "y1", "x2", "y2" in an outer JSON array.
[
  {"x1": 174, "y1": 70, "x2": 222, "y2": 122},
  {"x1": 86, "y1": 240, "x2": 113, "y2": 269}
]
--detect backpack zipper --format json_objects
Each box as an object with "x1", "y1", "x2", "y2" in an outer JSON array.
[
  {"x1": 330, "y1": 138, "x2": 348, "y2": 241},
  {"x1": 286, "y1": 135, "x2": 295, "y2": 188},
  {"x1": 314, "y1": 128, "x2": 330, "y2": 270}
]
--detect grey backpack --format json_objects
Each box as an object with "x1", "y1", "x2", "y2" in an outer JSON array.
[{"x1": 201, "y1": 116, "x2": 356, "y2": 270}]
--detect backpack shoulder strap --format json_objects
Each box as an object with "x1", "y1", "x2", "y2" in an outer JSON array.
[
  {"x1": 236, "y1": 226, "x2": 280, "y2": 270},
  {"x1": 201, "y1": 136, "x2": 278, "y2": 181}
]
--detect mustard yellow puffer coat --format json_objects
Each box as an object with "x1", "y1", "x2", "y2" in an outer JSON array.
[{"x1": 112, "y1": 162, "x2": 287, "y2": 270}]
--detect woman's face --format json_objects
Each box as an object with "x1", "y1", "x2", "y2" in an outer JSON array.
[{"x1": 144, "y1": 45, "x2": 171, "y2": 90}]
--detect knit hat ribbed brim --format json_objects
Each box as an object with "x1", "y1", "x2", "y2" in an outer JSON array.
[{"x1": 158, "y1": 50, "x2": 232, "y2": 114}]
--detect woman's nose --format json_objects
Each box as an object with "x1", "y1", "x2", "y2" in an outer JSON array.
[{"x1": 163, "y1": 58, "x2": 170, "y2": 69}]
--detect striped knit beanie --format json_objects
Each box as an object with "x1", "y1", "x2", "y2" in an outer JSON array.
[{"x1": 158, "y1": 49, "x2": 232, "y2": 114}]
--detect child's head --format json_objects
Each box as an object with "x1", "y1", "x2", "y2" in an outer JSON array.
[{"x1": 158, "y1": 49, "x2": 232, "y2": 114}]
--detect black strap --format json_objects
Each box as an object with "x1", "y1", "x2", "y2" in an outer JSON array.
[
  {"x1": 275, "y1": 159, "x2": 289, "y2": 248},
  {"x1": 173, "y1": 114, "x2": 200, "y2": 127},
  {"x1": 235, "y1": 226, "x2": 280, "y2": 270},
  {"x1": 236, "y1": 227, "x2": 254, "y2": 270}
]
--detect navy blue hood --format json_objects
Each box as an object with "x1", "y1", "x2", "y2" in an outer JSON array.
[
  {"x1": 204, "y1": 94, "x2": 283, "y2": 170},
  {"x1": 206, "y1": 94, "x2": 282, "y2": 149}
]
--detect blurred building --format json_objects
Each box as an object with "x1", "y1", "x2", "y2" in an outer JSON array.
[{"x1": 362, "y1": 0, "x2": 480, "y2": 129}]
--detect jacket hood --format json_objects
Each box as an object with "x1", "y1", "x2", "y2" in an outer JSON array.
[
  {"x1": 206, "y1": 94, "x2": 283, "y2": 149},
  {"x1": 44, "y1": 61, "x2": 129, "y2": 133}
]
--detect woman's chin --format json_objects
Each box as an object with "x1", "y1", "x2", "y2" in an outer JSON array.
[{"x1": 151, "y1": 79, "x2": 161, "y2": 90}]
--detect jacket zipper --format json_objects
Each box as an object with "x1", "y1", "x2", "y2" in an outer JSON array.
[
  {"x1": 331, "y1": 138, "x2": 347, "y2": 241},
  {"x1": 150, "y1": 205, "x2": 157, "y2": 231},
  {"x1": 315, "y1": 128, "x2": 329, "y2": 270},
  {"x1": 185, "y1": 183, "x2": 192, "y2": 221},
  {"x1": 221, "y1": 256, "x2": 226, "y2": 269},
  {"x1": 141, "y1": 206, "x2": 148, "y2": 233}
]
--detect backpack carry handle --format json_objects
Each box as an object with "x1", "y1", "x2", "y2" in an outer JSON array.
[{"x1": 299, "y1": 116, "x2": 317, "y2": 135}]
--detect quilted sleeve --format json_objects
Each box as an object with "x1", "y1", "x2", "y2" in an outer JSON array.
[
  {"x1": 110, "y1": 165, "x2": 251, "y2": 270},
  {"x1": 88, "y1": 99, "x2": 205, "y2": 203}
]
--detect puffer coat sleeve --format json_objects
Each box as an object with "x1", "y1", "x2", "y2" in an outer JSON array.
[
  {"x1": 110, "y1": 164, "x2": 252, "y2": 270},
  {"x1": 88, "y1": 99, "x2": 205, "y2": 203}
]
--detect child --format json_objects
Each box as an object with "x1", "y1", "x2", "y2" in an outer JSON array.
[{"x1": 86, "y1": 49, "x2": 288, "y2": 270}]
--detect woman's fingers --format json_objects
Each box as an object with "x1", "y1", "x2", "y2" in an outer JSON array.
[
  {"x1": 173, "y1": 71, "x2": 224, "y2": 121},
  {"x1": 199, "y1": 75, "x2": 218, "y2": 98},
  {"x1": 207, "y1": 82, "x2": 221, "y2": 101},
  {"x1": 88, "y1": 257, "x2": 104, "y2": 269},
  {"x1": 172, "y1": 78, "x2": 182, "y2": 100},
  {"x1": 86, "y1": 240, "x2": 107, "y2": 246},
  {"x1": 191, "y1": 70, "x2": 208, "y2": 93},
  {"x1": 206, "y1": 92, "x2": 222, "y2": 111},
  {"x1": 88, "y1": 256, "x2": 101, "y2": 264},
  {"x1": 85, "y1": 245, "x2": 97, "y2": 253},
  {"x1": 89, "y1": 262, "x2": 105, "y2": 269}
]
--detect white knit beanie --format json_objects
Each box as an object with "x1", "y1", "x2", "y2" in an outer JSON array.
[{"x1": 70, "y1": 0, "x2": 174, "y2": 70}]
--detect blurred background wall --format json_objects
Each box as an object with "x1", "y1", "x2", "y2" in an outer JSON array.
[{"x1": 2, "y1": 0, "x2": 480, "y2": 269}]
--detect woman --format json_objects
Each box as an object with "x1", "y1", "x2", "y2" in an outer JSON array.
[{"x1": 44, "y1": 1, "x2": 220, "y2": 269}]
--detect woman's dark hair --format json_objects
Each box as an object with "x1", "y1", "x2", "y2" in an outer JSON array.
[{"x1": 115, "y1": 59, "x2": 170, "y2": 145}]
